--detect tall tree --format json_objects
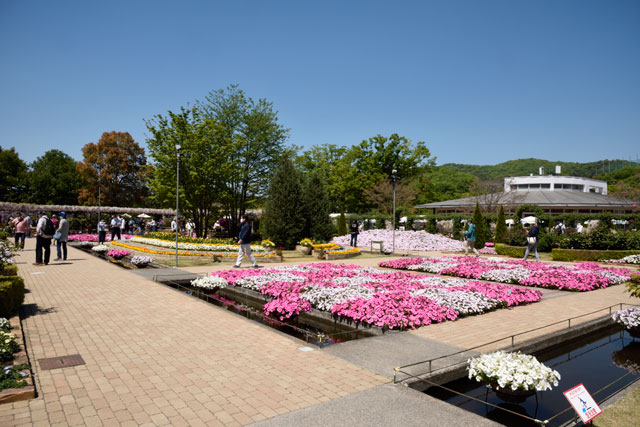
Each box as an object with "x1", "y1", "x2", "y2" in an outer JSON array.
[
  {"x1": 145, "y1": 106, "x2": 228, "y2": 237},
  {"x1": 0, "y1": 146, "x2": 28, "y2": 202},
  {"x1": 28, "y1": 149, "x2": 82, "y2": 205},
  {"x1": 77, "y1": 132, "x2": 148, "y2": 207},
  {"x1": 494, "y1": 205, "x2": 508, "y2": 244},
  {"x1": 303, "y1": 169, "x2": 334, "y2": 242},
  {"x1": 363, "y1": 179, "x2": 419, "y2": 215},
  {"x1": 200, "y1": 85, "x2": 290, "y2": 235},
  {"x1": 472, "y1": 202, "x2": 489, "y2": 249},
  {"x1": 298, "y1": 134, "x2": 434, "y2": 213},
  {"x1": 261, "y1": 157, "x2": 306, "y2": 248}
]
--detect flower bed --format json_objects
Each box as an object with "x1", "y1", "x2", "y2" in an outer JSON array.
[
  {"x1": 379, "y1": 256, "x2": 632, "y2": 291},
  {"x1": 605, "y1": 254, "x2": 640, "y2": 265},
  {"x1": 130, "y1": 236, "x2": 267, "y2": 252},
  {"x1": 109, "y1": 241, "x2": 279, "y2": 260},
  {"x1": 107, "y1": 249, "x2": 130, "y2": 260},
  {"x1": 332, "y1": 229, "x2": 465, "y2": 252},
  {"x1": 210, "y1": 263, "x2": 542, "y2": 329},
  {"x1": 612, "y1": 307, "x2": 640, "y2": 329},
  {"x1": 91, "y1": 245, "x2": 110, "y2": 253},
  {"x1": 68, "y1": 234, "x2": 134, "y2": 242}
]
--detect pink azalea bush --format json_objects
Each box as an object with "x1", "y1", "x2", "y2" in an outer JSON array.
[
  {"x1": 379, "y1": 257, "x2": 632, "y2": 291},
  {"x1": 332, "y1": 230, "x2": 465, "y2": 252},
  {"x1": 69, "y1": 234, "x2": 134, "y2": 242},
  {"x1": 212, "y1": 263, "x2": 542, "y2": 329}
]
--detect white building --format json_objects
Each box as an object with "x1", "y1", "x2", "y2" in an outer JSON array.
[{"x1": 504, "y1": 175, "x2": 607, "y2": 195}]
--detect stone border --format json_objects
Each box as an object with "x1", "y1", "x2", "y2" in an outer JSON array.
[{"x1": 0, "y1": 311, "x2": 35, "y2": 404}]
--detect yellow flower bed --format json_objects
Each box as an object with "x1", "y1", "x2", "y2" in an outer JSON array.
[
  {"x1": 110, "y1": 241, "x2": 277, "y2": 258},
  {"x1": 313, "y1": 242, "x2": 340, "y2": 250},
  {"x1": 326, "y1": 247, "x2": 360, "y2": 255}
]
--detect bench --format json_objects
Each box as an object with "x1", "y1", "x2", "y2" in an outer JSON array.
[{"x1": 370, "y1": 240, "x2": 384, "y2": 253}]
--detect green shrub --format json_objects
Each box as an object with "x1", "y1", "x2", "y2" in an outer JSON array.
[
  {"x1": 337, "y1": 212, "x2": 348, "y2": 235},
  {"x1": 0, "y1": 264, "x2": 18, "y2": 276},
  {"x1": 0, "y1": 276, "x2": 25, "y2": 318},
  {"x1": 625, "y1": 274, "x2": 640, "y2": 298},
  {"x1": 537, "y1": 234, "x2": 555, "y2": 253},
  {"x1": 495, "y1": 243, "x2": 526, "y2": 258},
  {"x1": 505, "y1": 228, "x2": 527, "y2": 246},
  {"x1": 0, "y1": 232, "x2": 9, "y2": 240},
  {"x1": 494, "y1": 205, "x2": 507, "y2": 244},
  {"x1": 551, "y1": 248, "x2": 640, "y2": 262}
]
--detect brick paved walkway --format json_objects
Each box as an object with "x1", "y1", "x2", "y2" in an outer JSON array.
[
  {"x1": 0, "y1": 241, "x2": 387, "y2": 426},
  {"x1": 2, "y1": 242, "x2": 637, "y2": 426}
]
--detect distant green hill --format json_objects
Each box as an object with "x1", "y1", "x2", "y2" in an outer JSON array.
[{"x1": 440, "y1": 158, "x2": 639, "y2": 181}]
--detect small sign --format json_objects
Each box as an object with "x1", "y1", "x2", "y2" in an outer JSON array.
[
  {"x1": 297, "y1": 346, "x2": 314, "y2": 352},
  {"x1": 563, "y1": 383, "x2": 602, "y2": 423}
]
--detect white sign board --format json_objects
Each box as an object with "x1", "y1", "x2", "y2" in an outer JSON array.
[{"x1": 563, "y1": 383, "x2": 602, "y2": 423}]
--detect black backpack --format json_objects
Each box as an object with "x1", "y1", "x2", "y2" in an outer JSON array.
[{"x1": 44, "y1": 218, "x2": 56, "y2": 236}]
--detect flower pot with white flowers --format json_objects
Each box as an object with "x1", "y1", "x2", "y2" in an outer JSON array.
[{"x1": 468, "y1": 351, "x2": 561, "y2": 403}]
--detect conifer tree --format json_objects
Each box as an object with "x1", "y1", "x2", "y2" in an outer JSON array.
[
  {"x1": 472, "y1": 202, "x2": 488, "y2": 249},
  {"x1": 337, "y1": 211, "x2": 348, "y2": 236},
  {"x1": 304, "y1": 170, "x2": 334, "y2": 242},
  {"x1": 262, "y1": 157, "x2": 306, "y2": 249},
  {"x1": 494, "y1": 205, "x2": 508, "y2": 243}
]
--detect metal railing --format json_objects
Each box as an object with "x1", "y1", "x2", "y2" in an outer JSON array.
[{"x1": 394, "y1": 302, "x2": 640, "y2": 383}]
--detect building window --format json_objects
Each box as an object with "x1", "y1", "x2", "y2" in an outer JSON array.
[
  {"x1": 529, "y1": 184, "x2": 540, "y2": 189},
  {"x1": 541, "y1": 184, "x2": 551, "y2": 189}
]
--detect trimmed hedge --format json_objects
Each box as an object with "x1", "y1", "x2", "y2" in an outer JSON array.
[
  {"x1": 495, "y1": 243, "x2": 526, "y2": 258},
  {"x1": 0, "y1": 275, "x2": 25, "y2": 318},
  {"x1": 0, "y1": 264, "x2": 18, "y2": 276},
  {"x1": 552, "y1": 248, "x2": 640, "y2": 262}
]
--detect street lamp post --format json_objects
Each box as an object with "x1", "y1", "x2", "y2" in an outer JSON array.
[
  {"x1": 391, "y1": 168, "x2": 397, "y2": 253},
  {"x1": 97, "y1": 164, "x2": 101, "y2": 231},
  {"x1": 175, "y1": 144, "x2": 181, "y2": 268}
]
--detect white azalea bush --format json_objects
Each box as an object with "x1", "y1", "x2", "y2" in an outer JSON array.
[
  {"x1": 611, "y1": 306, "x2": 640, "y2": 329},
  {"x1": 91, "y1": 245, "x2": 110, "y2": 253},
  {"x1": 468, "y1": 351, "x2": 561, "y2": 392},
  {"x1": 604, "y1": 254, "x2": 640, "y2": 264},
  {"x1": 191, "y1": 276, "x2": 228, "y2": 290}
]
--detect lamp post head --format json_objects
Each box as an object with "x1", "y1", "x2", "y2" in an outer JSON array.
[
  {"x1": 392, "y1": 169, "x2": 397, "y2": 175},
  {"x1": 175, "y1": 144, "x2": 181, "y2": 151}
]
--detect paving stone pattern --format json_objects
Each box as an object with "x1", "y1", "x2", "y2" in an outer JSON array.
[{"x1": 0, "y1": 241, "x2": 387, "y2": 426}]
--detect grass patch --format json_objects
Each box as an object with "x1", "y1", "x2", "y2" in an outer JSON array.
[{"x1": 594, "y1": 384, "x2": 640, "y2": 427}]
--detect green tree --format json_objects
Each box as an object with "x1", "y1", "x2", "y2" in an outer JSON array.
[
  {"x1": 494, "y1": 205, "x2": 508, "y2": 243},
  {"x1": 200, "y1": 85, "x2": 290, "y2": 234},
  {"x1": 0, "y1": 146, "x2": 28, "y2": 202},
  {"x1": 77, "y1": 132, "x2": 148, "y2": 207},
  {"x1": 27, "y1": 150, "x2": 82, "y2": 205},
  {"x1": 303, "y1": 170, "x2": 334, "y2": 242},
  {"x1": 146, "y1": 106, "x2": 227, "y2": 237},
  {"x1": 298, "y1": 134, "x2": 434, "y2": 213},
  {"x1": 337, "y1": 211, "x2": 348, "y2": 236},
  {"x1": 261, "y1": 157, "x2": 306, "y2": 249},
  {"x1": 472, "y1": 202, "x2": 488, "y2": 249}
]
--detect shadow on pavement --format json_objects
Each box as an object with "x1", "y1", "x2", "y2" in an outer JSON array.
[{"x1": 20, "y1": 304, "x2": 57, "y2": 320}]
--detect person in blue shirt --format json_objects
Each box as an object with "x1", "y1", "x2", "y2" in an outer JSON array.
[
  {"x1": 463, "y1": 218, "x2": 480, "y2": 256},
  {"x1": 233, "y1": 215, "x2": 260, "y2": 268}
]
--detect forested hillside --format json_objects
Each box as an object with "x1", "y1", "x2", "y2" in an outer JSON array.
[{"x1": 441, "y1": 158, "x2": 638, "y2": 181}]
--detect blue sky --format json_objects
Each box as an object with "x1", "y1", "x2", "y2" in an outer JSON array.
[{"x1": 1, "y1": 0, "x2": 639, "y2": 166}]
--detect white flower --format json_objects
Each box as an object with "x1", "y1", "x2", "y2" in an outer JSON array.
[{"x1": 191, "y1": 276, "x2": 228, "y2": 290}]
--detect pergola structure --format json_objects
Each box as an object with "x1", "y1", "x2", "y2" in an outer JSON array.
[{"x1": 0, "y1": 202, "x2": 174, "y2": 216}]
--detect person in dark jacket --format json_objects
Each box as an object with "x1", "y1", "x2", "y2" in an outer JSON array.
[
  {"x1": 349, "y1": 220, "x2": 359, "y2": 247},
  {"x1": 233, "y1": 215, "x2": 259, "y2": 268},
  {"x1": 523, "y1": 221, "x2": 540, "y2": 261}
]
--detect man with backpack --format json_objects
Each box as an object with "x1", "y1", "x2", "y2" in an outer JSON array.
[{"x1": 34, "y1": 211, "x2": 55, "y2": 265}]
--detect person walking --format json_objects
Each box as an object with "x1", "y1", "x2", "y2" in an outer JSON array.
[
  {"x1": 55, "y1": 212, "x2": 70, "y2": 261},
  {"x1": 110, "y1": 215, "x2": 120, "y2": 241},
  {"x1": 98, "y1": 218, "x2": 107, "y2": 244},
  {"x1": 34, "y1": 211, "x2": 54, "y2": 265},
  {"x1": 118, "y1": 215, "x2": 126, "y2": 237},
  {"x1": 523, "y1": 221, "x2": 540, "y2": 261},
  {"x1": 233, "y1": 215, "x2": 259, "y2": 268},
  {"x1": 462, "y1": 218, "x2": 480, "y2": 256},
  {"x1": 349, "y1": 220, "x2": 359, "y2": 247}
]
